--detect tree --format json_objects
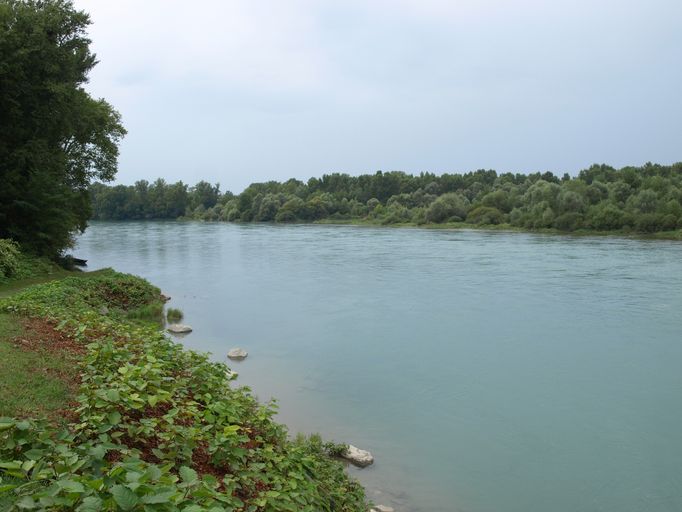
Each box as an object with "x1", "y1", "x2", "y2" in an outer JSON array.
[
  {"x1": 0, "y1": 0, "x2": 125, "y2": 256},
  {"x1": 425, "y1": 193, "x2": 470, "y2": 223}
]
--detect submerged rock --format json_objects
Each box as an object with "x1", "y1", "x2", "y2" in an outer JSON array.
[
  {"x1": 227, "y1": 347, "x2": 248, "y2": 360},
  {"x1": 342, "y1": 444, "x2": 374, "y2": 467},
  {"x1": 371, "y1": 506, "x2": 395, "y2": 512},
  {"x1": 167, "y1": 324, "x2": 192, "y2": 334}
]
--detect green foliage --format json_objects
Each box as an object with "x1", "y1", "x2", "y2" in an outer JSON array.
[
  {"x1": 166, "y1": 308, "x2": 184, "y2": 322},
  {"x1": 89, "y1": 163, "x2": 682, "y2": 236},
  {"x1": 467, "y1": 206, "x2": 504, "y2": 225},
  {"x1": 0, "y1": 240, "x2": 20, "y2": 278},
  {"x1": 0, "y1": 272, "x2": 366, "y2": 511},
  {"x1": 0, "y1": 243, "x2": 67, "y2": 288},
  {"x1": 0, "y1": 0, "x2": 125, "y2": 256}
]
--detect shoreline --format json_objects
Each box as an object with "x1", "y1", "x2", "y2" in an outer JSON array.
[{"x1": 94, "y1": 217, "x2": 682, "y2": 242}]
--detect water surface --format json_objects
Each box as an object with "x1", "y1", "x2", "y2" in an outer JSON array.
[{"x1": 76, "y1": 222, "x2": 682, "y2": 512}]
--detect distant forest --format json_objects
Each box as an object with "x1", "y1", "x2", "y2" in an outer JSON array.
[{"x1": 90, "y1": 163, "x2": 682, "y2": 234}]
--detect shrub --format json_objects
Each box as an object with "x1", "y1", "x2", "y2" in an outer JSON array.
[
  {"x1": 425, "y1": 193, "x2": 470, "y2": 223},
  {"x1": 166, "y1": 307, "x2": 184, "y2": 322},
  {"x1": 0, "y1": 239, "x2": 20, "y2": 278},
  {"x1": 635, "y1": 213, "x2": 662, "y2": 233},
  {"x1": 467, "y1": 206, "x2": 504, "y2": 225},
  {"x1": 553, "y1": 212, "x2": 584, "y2": 231}
]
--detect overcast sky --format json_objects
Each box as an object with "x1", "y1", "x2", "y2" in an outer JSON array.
[{"x1": 77, "y1": 0, "x2": 682, "y2": 193}]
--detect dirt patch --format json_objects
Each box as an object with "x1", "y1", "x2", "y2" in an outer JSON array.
[
  {"x1": 9, "y1": 317, "x2": 84, "y2": 422},
  {"x1": 13, "y1": 317, "x2": 87, "y2": 357}
]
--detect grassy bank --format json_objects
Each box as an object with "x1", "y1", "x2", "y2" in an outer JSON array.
[
  {"x1": 0, "y1": 312, "x2": 81, "y2": 420},
  {"x1": 0, "y1": 269, "x2": 366, "y2": 511}
]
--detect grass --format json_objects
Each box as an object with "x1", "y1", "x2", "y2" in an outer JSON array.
[{"x1": 0, "y1": 313, "x2": 78, "y2": 419}]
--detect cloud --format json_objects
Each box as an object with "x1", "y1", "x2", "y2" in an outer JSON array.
[{"x1": 75, "y1": 0, "x2": 682, "y2": 192}]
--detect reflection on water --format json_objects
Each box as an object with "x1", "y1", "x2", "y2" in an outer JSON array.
[{"x1": 77, "y1": 222, "x2": 682, "y2": 512}]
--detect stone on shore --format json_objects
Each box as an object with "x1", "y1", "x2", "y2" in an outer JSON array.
[
  {"x1": 167, "y1": 324, "x2": 192, "y2": 334},
  {"x1": 342, "y1": 444, "x2": 374, "y2": 467},
  {"x1": 227, "y1": 347, "x2": 248, "y2": 360},
  {"x1": 371, "y1": 506, "x2": 395, "y2": 512}
]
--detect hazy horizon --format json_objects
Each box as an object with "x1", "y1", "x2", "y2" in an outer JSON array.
[{"x1": 78, "y1": 0, "x2": 682, "y2": 193}]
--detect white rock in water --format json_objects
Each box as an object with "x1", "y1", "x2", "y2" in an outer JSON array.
[
  {"x1": 227, "y1": 347, "x2": 248, "y2": 360},
  {"x1": 167, "y1": 324, "x2": 192, "y2": 334},
  {"x1": 371, "y1": 506, "x2": 395, "y2": 512},
  {"x1": 342, "y1": 444, "x2": 374, "y2": 467}
]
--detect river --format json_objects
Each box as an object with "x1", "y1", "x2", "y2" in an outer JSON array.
[{"x1": 76, "y1": 221, "x2": 682, "y2": 512}]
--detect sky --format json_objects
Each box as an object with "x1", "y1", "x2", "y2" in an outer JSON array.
[{"x1": 76, "y1": 0, "x2": 682, "y2": 193}]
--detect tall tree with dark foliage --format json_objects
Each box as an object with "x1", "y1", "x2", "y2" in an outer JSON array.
[{"x1": 0, "y1": 0, "x2": 124, "y2": 256}]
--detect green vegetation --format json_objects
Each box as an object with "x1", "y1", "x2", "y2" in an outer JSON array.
[
  {"x1": 0, "y1": 271, "x2": 366, "y2": 511},
  {"x1": 166, "y1": 308, "x2": 184, "y2": 322},
  {"x1": 0, "y1": 0, "x2": 125, "y2": 257},
  {"x1": 90, "y1": 163, "x2": 682, "y2": 236},
  {"x1": 0, "y1": 313, "x2": 79, "y2": 420},
  {"x1": 0, "y1": 240, "x2": 21, "y2": 278}
]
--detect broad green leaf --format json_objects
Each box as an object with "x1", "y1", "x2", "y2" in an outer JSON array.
[
  {"x1": 179, "y1": 466, "x2": 198, "y2": 484},
  {"x1": 111, "y1": 485, "x2": 139, "y2": 511},
  {"x1": 76, "y1": 496, "x2": 102, "y2": 512},
  {"x1": 107, "y1": 411, "x2": 122, "y2": 425},
  {"x1": 15, "y1": 420, "x2": 30, "y2": 431},
  {"x1": 141, "y1": 490, "x2": 175, "y2": 504},
  {"x1": 15, "y1": 495, "x2": 36, "y2": 509},
  {"x1": 57, "y1": 479, "x2": 85, "y2": 493}
]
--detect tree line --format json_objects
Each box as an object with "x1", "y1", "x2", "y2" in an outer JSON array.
[{"x1": 90, "y1": 162, "x2": 682, "y2": 234}]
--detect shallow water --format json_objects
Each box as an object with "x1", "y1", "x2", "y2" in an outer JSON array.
[{"x1": 76, "y1": 222, "x2": 682, "y2": 512}]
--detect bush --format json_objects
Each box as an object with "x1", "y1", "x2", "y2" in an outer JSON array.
[
  {"x1": 0, "y1": 239, "x2": 21, "y2": 278},
  {"x1": 635, "y1": 213, "x2": 662, "y2": 233},
  {"x1": 553, "y1": 212, "x2": 584, "y2": 231},
  {"x1": 425, "y1": 193, "x2": 470, "y2": 223},
  {"x1": 467, "y1": 206, "x2": 504, "y2": 225},
  {"x1": 166, "y1": 307, "x2": 184, "y2": 322}
]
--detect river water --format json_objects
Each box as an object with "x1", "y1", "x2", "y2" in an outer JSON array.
[{"x1": 76, "y1": 222, "x2": 682, "y2": 512}]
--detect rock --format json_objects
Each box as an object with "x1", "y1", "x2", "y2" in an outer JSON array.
[
  {"x1": 371, "y1": 506, "x2": 394, "y2": 512},
  {"x1": 167, "y1": 324, "x2": 192, "y2": 334},
  {"x1": 227, "y1": 347, "x2": 248, "y2": 361},
  {"x1": 99, "y1": 305, "x2": 109, "y2": 315},
  {"x1": 342, "y1": 444, "x2": 374, "y2": 467}
]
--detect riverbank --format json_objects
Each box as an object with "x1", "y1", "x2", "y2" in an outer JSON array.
[
  {"x1": 313, "y1": 218, "x2": 682, "y2": 240},
  {"x1": 0, "y1": 257, "x2": 368, "y2": 510}
]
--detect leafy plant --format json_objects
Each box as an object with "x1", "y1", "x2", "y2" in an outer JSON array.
[
  {"x1": 0, "y1": 240, "x2": 20, "y2": 278},
  {"x1": 166, "y1": 308, "x2": 184, "y2": 322}
]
